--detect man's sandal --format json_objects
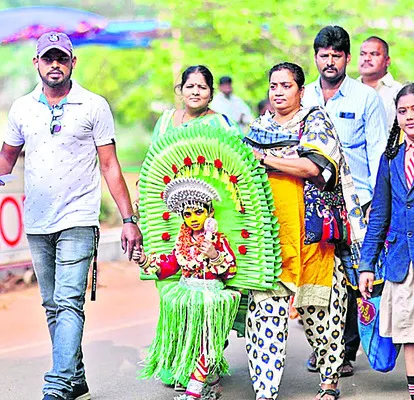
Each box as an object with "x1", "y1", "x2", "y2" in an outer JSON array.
[{"x1": 317, "y1": 388, "x2": 340, "y2": 399}]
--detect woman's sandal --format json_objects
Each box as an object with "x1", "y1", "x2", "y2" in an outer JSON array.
[{"x1": 317, "y1": 388, "x2": 340, "y2": 399}]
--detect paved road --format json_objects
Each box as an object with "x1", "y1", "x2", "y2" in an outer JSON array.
[{"x1": 0, "y1": 261, "x2": 408, "y2": 400}]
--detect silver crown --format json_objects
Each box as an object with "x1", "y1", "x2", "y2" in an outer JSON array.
[{"x1": 164, "y1": 178, "x2": 221, "y2": 214}]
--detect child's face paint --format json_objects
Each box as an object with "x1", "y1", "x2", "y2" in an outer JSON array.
[{"x1": 183, "y1": 207, "x2": 208, "y2": 231}]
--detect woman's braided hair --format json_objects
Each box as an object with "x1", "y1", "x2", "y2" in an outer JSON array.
[
  {"x1": 384, "y1": 83, "x2": 414, "y2": 159},
  {"x1": 384, "y1": 118, "x2": 401, "y2": 159}
]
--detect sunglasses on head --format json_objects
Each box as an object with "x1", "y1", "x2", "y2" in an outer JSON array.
[{"x1": 50, "y1": 105, "x2": 64, "y2": 135}]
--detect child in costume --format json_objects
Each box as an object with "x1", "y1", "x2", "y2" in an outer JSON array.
[
  {"x1": 137, "y1": 122, "x2": 282, "y2": 398},
  {"x1": 359, "y1": 83, "x2": 414, "y2": 400},
  {"x1": 134, "y1": 177, "x2": 241, "y2": 400}
]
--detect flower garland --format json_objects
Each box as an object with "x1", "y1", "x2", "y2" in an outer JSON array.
[{"x1": 175, "y1": 224, "x2": 206, "y2": 260}]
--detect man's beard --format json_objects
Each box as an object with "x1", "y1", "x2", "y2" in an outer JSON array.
[
  {"x1": 322, "y1": 69, "x2": 345, "y2": 85},
  {"x1": 39, "y1": 68, "x2": 72, "y2": 89}
]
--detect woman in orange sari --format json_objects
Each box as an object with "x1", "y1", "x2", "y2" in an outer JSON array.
[{"x1": 244, "y1": 62, "x2": 365, "y2": 400}]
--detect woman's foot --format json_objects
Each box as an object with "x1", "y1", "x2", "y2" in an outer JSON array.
[
  {"x1": 313, "y1": 385, "x2": 340, "y2": 400},
  {"x1": 306, "y1": 351, "x2": 319, "y2": 373},
  {"x1": 338, "y1": 359, "x2": 354, "y2": 377}
]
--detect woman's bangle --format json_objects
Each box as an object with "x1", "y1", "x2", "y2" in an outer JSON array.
[{"x1": 260, "y1": 153, "x2": 267, "y2": 165}]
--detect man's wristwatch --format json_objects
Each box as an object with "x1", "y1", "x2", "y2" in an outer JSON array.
[{"x1": 123, "y1": 215, "x2": 138, "y2": 224}]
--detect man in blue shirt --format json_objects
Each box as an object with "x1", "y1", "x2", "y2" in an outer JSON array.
[{"x1": 302, "y1": 25, "x2": 388, "y2": 378}]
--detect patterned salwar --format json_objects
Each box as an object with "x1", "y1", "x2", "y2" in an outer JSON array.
[{"x1": 247, "y1": 263, "x2": 347, "y2": 398}]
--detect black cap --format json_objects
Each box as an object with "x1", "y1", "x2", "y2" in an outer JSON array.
[{"x1": 219, "y1": 76, "x2": 232, "y2": 85}]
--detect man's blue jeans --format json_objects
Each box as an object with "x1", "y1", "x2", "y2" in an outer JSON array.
[{"x1": 27, "y1": 227, "x2": 95, "y2": 398}]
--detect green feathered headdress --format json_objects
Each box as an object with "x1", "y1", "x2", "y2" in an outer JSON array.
[{"x1": 139, "y1": 124, "x2": 282, "y2": 291}]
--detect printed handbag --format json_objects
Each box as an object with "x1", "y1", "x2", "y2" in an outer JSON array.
[
  {"x1": 298, "y1": 108, "x2": 352, "y2": 246},
  {"x1": 304, "y1": 180, "x2": 351, "y2": 245},
  {"x1": 357, "y1": 295, "x2": 400, "y2": 372}
]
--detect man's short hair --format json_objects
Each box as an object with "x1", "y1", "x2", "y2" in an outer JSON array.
[
  {"x1": 314, "y1": 25, "x2": 351, "y2": 55},
  {"x1": 363, "y1": 36, "x2": 389, "y2": 56},
  {"x1": 219, "y1": 76, "x2": 232, "y2": 85}
]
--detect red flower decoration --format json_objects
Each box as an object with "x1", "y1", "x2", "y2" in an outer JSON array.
[
  {"x1": 241, "y1": 229, "x2": 250, "y2": 238},
  {"x1": 160, "y1": 192, "x2": 164, "y2": 199},
  {"x1": 162, "y1": 232, "x2": 171, "y2": 241},
  {"x1": 163, "y1": 175, "x2": 171, "y2": 184},
  {"x1": 197, "y1": 155, "x2": 206, "y2": 164},
  {"x1": 240, "y1": 206, "x2": 246, "y2": 214},
  {"x1": 172, "y1": 164, "x2": 179, "y2": 174},
  {"x1": 214, "y1": 159, "x2": 223, "y2": 169},
  {"x1": 229, "y1": 175, "x2": 238, "y2": 184},
  {"x1": 238, "y1": 245, "x2": 247, "y2": 255},
  {"x1": 162, "y1": 212, "x2": 170, "y2": 220},
  {"x1": 184, "y1": 156, "x2": 192, "y2": 166}
]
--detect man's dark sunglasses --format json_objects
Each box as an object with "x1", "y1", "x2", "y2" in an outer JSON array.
[{"x1": 50, "y1": 105, "x2": 64, "y2": 135}]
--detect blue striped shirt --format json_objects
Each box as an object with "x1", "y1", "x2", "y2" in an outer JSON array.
[{"x1": 302, "y1": 75, "x2": 388, "y2": 206}]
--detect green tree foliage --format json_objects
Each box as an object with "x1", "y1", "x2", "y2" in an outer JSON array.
[
  {"x1": 135, "y1": 0, "x2": 412, "y2": 92},
  {"x1": 96, "y1": 0, "x2": 412, "y2": 126},
  {"x1": 0, "y1": 0, "x2": 412, "y2": 132},
  {"x1": 0, "y1": 0, "x2": 147, "y2": 17}
]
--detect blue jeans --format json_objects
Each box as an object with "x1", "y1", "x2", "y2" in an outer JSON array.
[{"x1": 27, "y1": 227, "x2": 95, "y2": 398}]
